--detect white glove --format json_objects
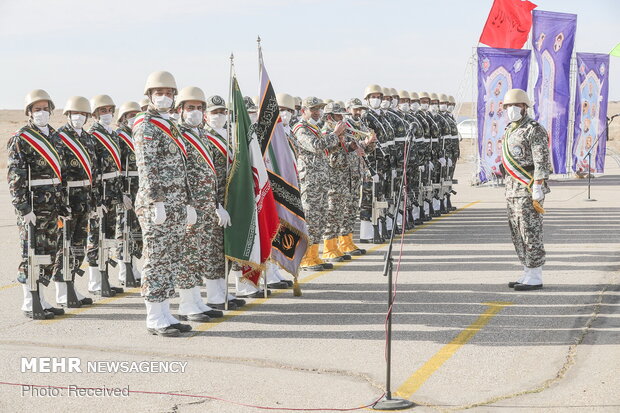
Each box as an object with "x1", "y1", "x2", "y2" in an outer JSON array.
[
  {"x1": 23, "y1": 211, "x2": 37, "y2": 226},
  {"x1": 153, "y1": 202, "x2": 166, "y2": 225},
  {"x1": 418, "y1": 165, "x2": 425, "y2": 172},
  {"x1": 96, "y1": 205, "x2": 108, "y2": 218},
  {"x1": 532, "y1": 183, "x2": 544, "y2": 201},
  {"x1": 391, "y1": 169, "x2": 398, "y2": 178},
  {"x1": 215, "y1": 203, "x2": 231, "y2": 227},
  {"x1": 428, "y1": 161, "x2": 434, "y2": 171},
  {"x1": 448, "y1": 158, "x2": 453, "y2": 167},
  {"x1": 122, "y1": 195, "x2": 133, "y2": 210},
  {"x1": 186, "y1": 205, "x2": 197, "y2": 225},
  {"x1": 372, "y1": 174, "x2": 380, "y2": 183},
  {"x1": 439, "y1": 157, "x2": 447, "y2": 167}
]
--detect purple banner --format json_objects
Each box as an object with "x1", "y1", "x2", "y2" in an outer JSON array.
[
  {"x1": 477, "y1": 47, "x2": 531, "y2": 182},
  {"x1": 532, "y1": 10, "x2": 577, "y2": 174},
  {"x1": 572, "y1": 53, "x2": 609, "y2": 173}
]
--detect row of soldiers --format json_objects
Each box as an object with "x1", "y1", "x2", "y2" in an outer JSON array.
[{"x1": 8, "y1": 71, "x2": 459, "y2": 336}]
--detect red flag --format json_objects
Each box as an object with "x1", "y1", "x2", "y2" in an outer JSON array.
[{"x1": 479, "y1": 0, "x2": 537, "y2": 49}]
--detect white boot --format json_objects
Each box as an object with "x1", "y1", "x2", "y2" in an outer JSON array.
[
  {"x1": 192, "y1": 286, "x2": 213, "y2": 312},
  {"x1": 359, "y1": 220, "x2": 373, "y2": 240},
  {"x1": 39, "y1": 286, "x2": 53, "y2": 309},
  {"x1": 205, "y1": 278, "x2": 225, "y2": 304},
  {"x1": 145, "y1": 301, "x2": 169, "y2": 328},
  {"x1": 88, "y1": 266, "x2": 102, "y2": 292},
  {"x1": 220, "y1": 276, "x2": 237, "y2": 301},
  {"x1": 235, "y1": 270, "x2": 259, "y2": 296},
  {"x1": 522, "y1": 266, "x2": 543, "y2": 285},
  {"x1": 117, "y1": 259, "x2": 126, "y2": 283},
  {"x1": 161, "y1": 299, "x2": 179, "y2": 325},
  {"x1": 424, "y1": 200, "x2": 430, "y2": 216},
  {"x1": 132, "y1": 261, "x2": 142, "y2": 280},
  {"x1": 396, "y1": 212, "x2": 403, "y2": 227},
  {"x1": 385, "y1": 215, "x2": 393, "y2": 231},
  {"x1": 516, "y1": 265, "x2": 527, "y2": 284},
  {"x1": 413, "y1": 206, "x2": 420, "y2": 220},
  {"x1": 433, "y1": 198, "x2": 441, "y2": 212},
  {"x1": 55, "y1": 281, "x2": 68, "y2": 305},
  {"x1": 21, "y1": 283, "x2": 33, "y2": 312},
  {"x1": 271, "y1": 262, "x2": 290, "y2": 282},
  {"x1": 178, "y1": 288, "x2": 203, "y2": 316},
  {"x1": 266, "y1": 262, "x2": 281, "y2": 284}
]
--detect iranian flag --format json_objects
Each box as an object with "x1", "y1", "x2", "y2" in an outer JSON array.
[{"x1": 224, "y1": 76, "x2": 279, "y2": 285}]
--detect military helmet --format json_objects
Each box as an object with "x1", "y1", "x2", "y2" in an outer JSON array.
[
  {"x1": 63, "y1": 96, "x2": 90, "y2": 116},
  {"x1": 118, "y1": 101, "x2": 141, "y2": 119},
  {"x1": 302, "y1": 96, "x2": 326, "y2": 109},
  {"x1": 143, "y1": 70, "x2": 177, "y2": 95},
  {"x1": 324, "y1": 102, "x2": 347, "y2": 115},
  {"x1": 294, "y1": 96, "x2": 302, "y2": 107},
  {"x1": 381, "y1": 87, "x2": 391, "y2": 96},
  {"x1": 390, "y1": 88, "x2": 399, "y2": 97},
  {"x1": 410, "y1": 92, "x2": 420, "y2": 100},
  {"x1": 90, "y1": 94, "x2": 115, "y2": 115},
  {"x1": 336, "y1": 100, "x2": 345, "y2": 108},
  {"x1": 398, "y1": 90, "x2": 410, "y2": 99},
  {"x1": 346, "y1": 98, "x2": 365, "y2": 109},
  {"x1": 448, "y1": 95, "x2": 456, "y2": 104},
  {"x1": 364, "y1": 84, "x2": 383, "y2": 99},
  {"x1": 419, "y1": 91, "x2": 430, "y2": 99},
  {"x1": 323, "y1": 99, "x2": 334, "y2": 105},
  {"x1": 206, "y1": 95, "x2": 227, "y2": 112},
  {"x1": 139, "y1": 97, "x2": 150, "y2": 109},
  {"x1": 276, "y1": 93, "x2": 295, "y2": 111},
  {"x1": 176, "y1": 86, "x2": 207, "y2": 110},
  {"x1": 252, "y1": 96, "x2": 259, "y2": 106},
  {"x1": 244, "y1": 96, "x2": 258, "y2": 112},
  {"x1": 24, "y1": 89, "x2": 55, "y2": 115},
  {"x1": 503, "y1": 88, "x2": 531, "y2": 107},
  {"x1": 439, "y1": 93, "x2": 449, "y2": 103},
  {"x1": 429, "y1": 92, "x2": 439, "y2": 101}
]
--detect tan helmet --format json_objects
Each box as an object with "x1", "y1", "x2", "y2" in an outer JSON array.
[
  {"x1": 302, "y1": 96, "x2": 326, "y2": 109},
  {"x1": 118, "y1": 101, "x2": 141, "y2": 119},
  {"x1": 410, "y1": 92, "x2": 420, "y2": 101},
  {"x1": 63, "y1": 96, "x2": 90, "y2": 116},
  {"x1": 206, "y1": 95, "x2": 227, "y2": 112},
  {"x1": 139, "y1": 97, "x2": 150, "y2": 109},
  {"x1": 448, "y1": 95, "x2": 456, "y2": 104},
  {"x1": 143, "y1": 70, "x2": 177, "y2": 95},
  {"x1": 175, "y1": 86, "x2": 206, "y2": 109},
  {"x1": 429, "y1": 92, "x2": 439, "y2": 101},
  {"x1": 90, "y1": 94, "x2": 115, "y2": 115},
  {"x1": 390, "y1": 88, "x2": 399, "y2": 98},
  {"x1": 324, "y1": 102, "x2": 347, "y2": 115},
  {"x1": 336, "y1": 100, "x2": 345, "y2": 107},
  {"x1": 398, "y1": 90, "x2": 410, "y2": 99},
  {"x1": 323, "y1": 98, "x2": 334, "y2": 105},
  {"x1": 419, "y1": 91, "x2": 430, "y2": 99},
  {"x1": 503, "y1": 88, "x2": 531, "y2": 107},
  {"x1": 364, "y1": 84, "x2": 383, "y2": 99},
  {"x1": 382, "y1": 87, "x2": 391, "y2": 96},
  {"x1": 276, "y1": 93, "x2": 296, "y2": 111},
  {"x1": 252, "y1": 96, "x2": 260, "y2": 106},
  {"x1": 294, "y1": 96, "x2": 302, "y2": 107},
  {"x1": 346, "y1": 98, "x2": 365, "y2": 109},
  {"x1": 439, "y1": 93, "x2": 449, "y2": 103},
  {"x1": 24, "y1": 89, "x2": 55, "y2": 115}
]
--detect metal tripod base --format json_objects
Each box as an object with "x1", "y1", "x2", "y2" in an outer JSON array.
[
  {"x1": 372, "y1": 394, "x2": 415, "y2": 410},
  {"x1": 584, "y1": 198, "x2": 597, "y2": 202}
]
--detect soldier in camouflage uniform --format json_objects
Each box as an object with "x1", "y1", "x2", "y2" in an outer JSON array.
[
  {"x1": 114, "y1": 101, "x2": 143, "y2": 285},
  {"x1": 418, "y1": 92, "x2": 441, "y2": 218},
  {"x1": 502, "y1": 89, "x2": 551, "y2": 291},
  {"x1": 8, "y1": 89, "x2": 68, "y2": 319},
  {"x1": 53, "y1": 96, "x2": 99, "y2": 307},
  {"x1": 87, "y1": 94, "x2": 127, "y2": 296},
  {"x1": 176, "y1": 86, "x2": 231, "y2": 320},
  {"x1": 133, "y1": 71, "x2": 194, "y2": 336},
  {"x1": 293, "y1": 97, "x2": 343, "y2": 270},
  {"x1": 427, "y1": 93, "x2": 451, "y2": 216},
  {"x1": 276, "y1": 93, "x2": 298, "y2": 159},
  {"x1": 438, "y1": 94, "x2": 459, "y2": 211},
  {"x1": 408, "y1": 92, "x2": 431, "y2": 224}
]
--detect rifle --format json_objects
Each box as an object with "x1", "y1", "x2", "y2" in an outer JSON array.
[
  {"x1": 61, "y1": 187, "x2": 81, "y2": 307},
  {"x1": 98, "y1": 180, "x2": 115, "y2": 297},
  {"x1": 121, "y1": 161, "x2": 139, "y2": 288},
  {"x1": 27, "y1": 167, "x2": 50, "y2": 319}
]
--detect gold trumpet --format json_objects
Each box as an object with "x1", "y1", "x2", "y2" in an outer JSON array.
[{"x1": 344, "y1": 124, "x2": 375, "y2": 141}]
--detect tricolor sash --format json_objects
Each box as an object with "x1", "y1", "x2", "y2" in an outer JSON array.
[
  {"x1": 19, "y1": 128, "x2": 62, "y2": 182},
  {"x1": 293, "y1": 123, "x2": 328, "y2": 155},
  {"x1": 58, "y1": 131, "x2": 92, "y2": 183},
  {"x1": 91, "y1": 129, "x2": 122, "y2": 171},
  {"x1": 502, "y1": 126, "x2": 534, "y2": 189},
  {"x1": 205, "y1": 131, "x2": 231, "y2": 163},
  {"x1": 181, "y1": 130, "x2": 216, "y2": 175},
  {"x1": 117, "y1": 129, "x2": 135, "y2": 152},
  {"x1": 135, "y1": 114, "x2": 186, "y2": 157}
]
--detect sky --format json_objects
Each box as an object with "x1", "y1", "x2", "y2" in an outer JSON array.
[{"x1": 0, "y1": 0, "x2": 618, "y2": 110}]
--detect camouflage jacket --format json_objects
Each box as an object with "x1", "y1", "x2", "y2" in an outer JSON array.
[
  {"x1": 292, "y1": 120, "x2": 339, "y2": 184},
  {"x1": 503, "y1": 116, "x2": 552, "y2": 198},
  {"x1": 321, "y1": 121, "x2": 350, "y2": 170},
  {"x1": 88, "y1": 122, "x2": 124, "y2": 205},
  {"x1": 362, "y1": 109, "x2": 393, "y2": 171},
  {"x1": 7, "y1": 121, "x2": 66, "y2": 216},
  {"x1": 204, "y1": 124, "x2": 229, "y2": 205},
  {"x1": 178, "y1": 123, "x2": 218, "y2": 214},
  {"x1": 56, "y1": 124, "x2": 100, "y2": 211},
  {"x1": 133, "y1": 110, "x2": 191, "y2": 211}
]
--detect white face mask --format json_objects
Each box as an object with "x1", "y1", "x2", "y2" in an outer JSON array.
[
  {"x1": 208, "y1": 113, "x2": 227, "y2": 129},
  {"x1": 126, "y1": 116, "x2": 136, "y2": 129},
  {"x1": 380, "y1": 100, "x2": 391, "y2": 109},
  {"x1": 249, "y1": 113, "x2": 258, "y2": 124},
  {"x1": 368, "y1": 98, "x2": 382, "y2": 109},
  {"x1": 184, "y1": 110, "x2": 203, "y2": 127},
  {"x1": 99, "y1": 113, "x2": 113, "y2": 126},
  {"x1": 390, "y1": 99, "x2": 398, "y2": 109},
  {"x1": 439, "y1": 104, "x2": 447, "y2": 111},
  {"x1": 430, "y1": 104, "x2": 439, "y2": 113},
  {"x1": 32, "y1": 110, "x2": 50, "y2": 127},
  {"x1": 421, "y1": 103, "x2": 429, "y2": 111},
  {"x1": 152, "y1": 95, "x2": 173, "y2": 111},
  {"x1": 411, "y1": 102, "x2": 421, "y2": 111},
  {"x1": 447, "y1": 105, "x2": 455, "y2": 113},
  {"x1": 280, "y1": 111, "x2": 292, "y2": 125},
  {"x1": 70, "y1": 114, "x2": 86, "y2": 130},
  {"x1": 506, "y1": 106, "x2": 523, "y2": 122},
  {"x1": 398, "y1": 103, "x2": 410, "y2": 112}
]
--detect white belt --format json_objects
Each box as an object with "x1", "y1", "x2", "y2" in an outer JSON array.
[
  {"x1": 423, "y1": 139, "x2": 431, "y2": 143},
  {"x1": 30, "y1": 178, "x2": 61, "y2": 186},
  {"x1": 414, "y1": 138, "x2": 425, "y2": 143},
  {"x1": 450, "y1": 136, "x2": 460, "y2": 139},
  {"x1": 67, "y1": 179, "x2": 91, "y2": 188},
  {"x1": 431, "y1": 139, "x2": 439, "y2": 143},
  {"x1": 380, "y1": 142, "x2": 390, "y2": 149},
  {"x1": 102, "y1": 171, "x2": 120, "y2": 180},
  {"x1": 124, "y1": 171, "x2": 139, "y2": 177},
  {"x1": 394, "y1": 137, "x2": 407, "y2": 142}
]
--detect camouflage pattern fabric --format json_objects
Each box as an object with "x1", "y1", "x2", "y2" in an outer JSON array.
[
  {"x1": 507, "y1": 197, "x2": 546, "y2": 268},
  {"x1": 322, "y1": 121, "x2": 350, "y2": 240}
]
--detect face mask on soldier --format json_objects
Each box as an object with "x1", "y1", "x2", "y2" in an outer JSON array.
[
  {"x1": 430, "y1": 104, "x2": 439, "y2": 113},
  {"x1": 70, "y1": 114, "x2": 86, "y2": 130},
  {"x1": 390, "y1": 99, "x2": 398, "y2": 109},
  {"x1": 126, "y1": 116, "x2": 136, "y2": 129},
  {"x1": 184, "y1": 110, "x2": 203, "y2": 127},
  {"x1": 420, "y1": 103, "x2": 429, "y2": 111},
  {"x1": 99, "y1": 113, "x2": 113, "y2": 126},
  {"x1": 208, "y1": 113, "x2": 227, "y2": 129},
  {"x1": 32, "y1": 110, "x2": 50, "y2": 127},
  {"x1": 367, "y1": 98, "x2": 382, "y2": 109},
  {"x1": 439, "y1": 104, "x2": 447, "y2": 111},
  {"x1": 399, "y1": 103, "x2": 410, "y2": 112},
  {"x1": 506, "y1": 105, "x2": 523, "y2": 122},
  {"x1": 152, "y1": 95, "x2": 173, "y2": 111},
  {"x1": 447, "y1": 105, "x2": 455, "y2": 113},
  {"x1": 280, "y1": 111, "x2": 292, "y2": 125},
  {"x1": 411, "y1": 102, "x2": 421, "y2": 111},
  {"x1": 380, "y1": 100, "x2": 391, "y2": 110}
]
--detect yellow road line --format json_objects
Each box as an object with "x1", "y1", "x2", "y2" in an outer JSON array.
[
  {"x1": 0, "y1": 283, "x2": 18, "y2": 292},
  {"x1": 188, "y1": 201, "x2": 481, "y2": 337},
  {"x1": 395, "y1": 301, "x2": 513, "y2": 399},
  {"x1": 39, "y1": 288, "x2": 141, "y2": 325}
]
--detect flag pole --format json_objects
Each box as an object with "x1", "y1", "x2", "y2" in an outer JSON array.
[
  {"x1": 257, "y1": 35, "x2": 269, "y2": 300},
  {"x1": 224, "y1": 52, "x2": 234, "y2": 311}
]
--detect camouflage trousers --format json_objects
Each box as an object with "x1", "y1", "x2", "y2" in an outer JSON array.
[
  {"x1": 87, "y1": 205, "x2": 117, "y2": 266},
  {"x1": 324, "y1": 167, "x2": 350, "y2": 240},
  {"x1": 137, "y1": 204, "x2": 187, "y2": 302},
  {"x1": 507, "y1": 197, "x2": 545, "y2": 268},
  {"x1": 53, "y1": 209, "x2": 89, "y2": 282},
  {"x1": 301, "y1": 177, "x2": 328, "y2": 245},
  {"x1": 16, "y1": 211, "x2": 60, "y2": 286},
  {"x1": 184, "y1": 209, "x2": 224, "y2": 285}
]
